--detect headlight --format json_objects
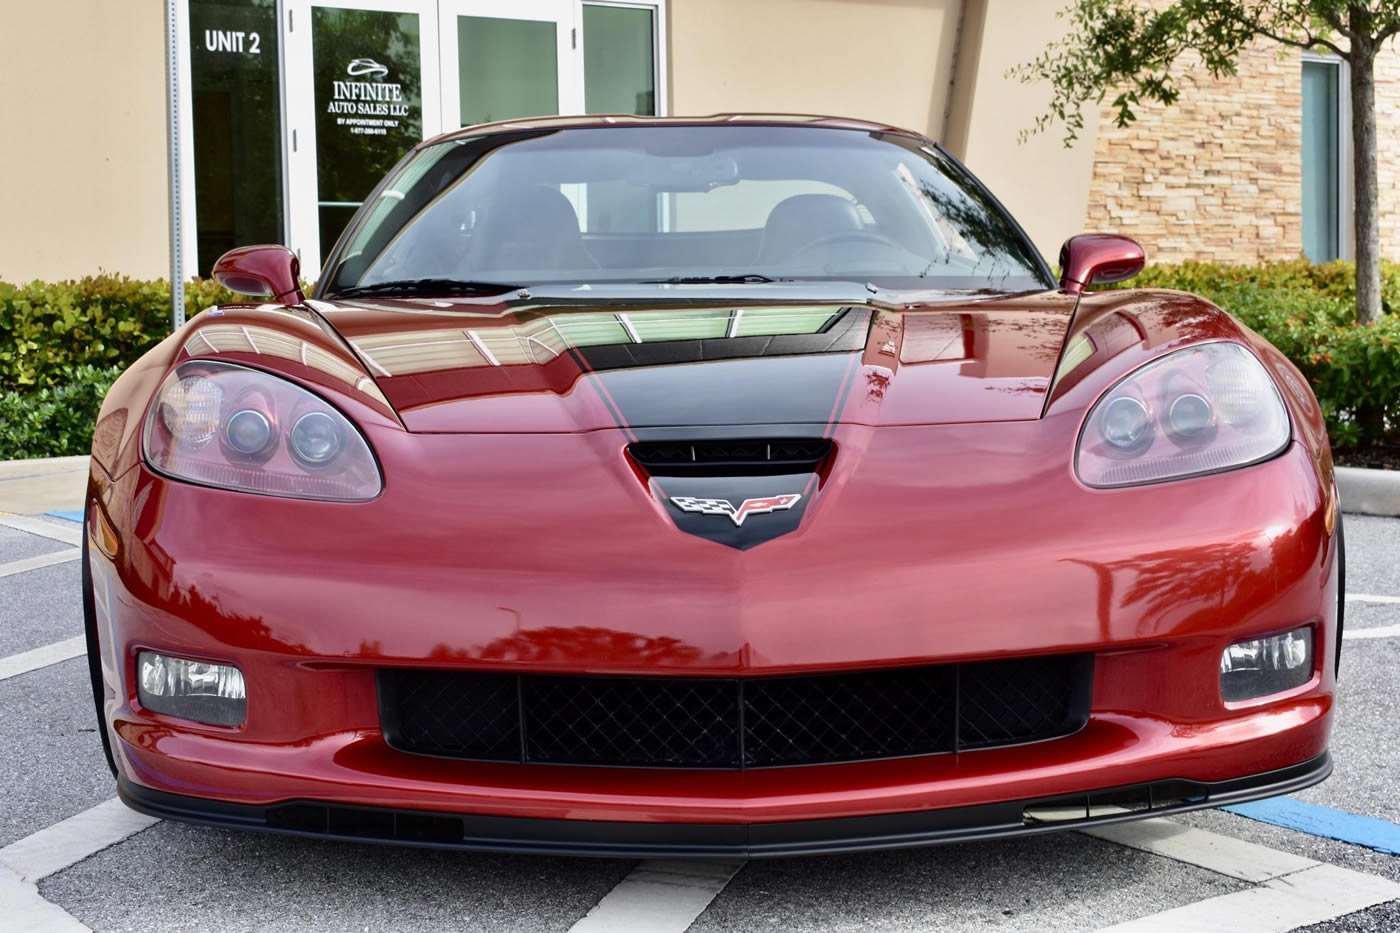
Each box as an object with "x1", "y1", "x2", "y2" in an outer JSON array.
[
  {"x1": 1076, "y1": 343, "x2": 1290, "y2": 487},
  {"x1": 143, "y1": 361, "x2": 382, "y2": 500}
]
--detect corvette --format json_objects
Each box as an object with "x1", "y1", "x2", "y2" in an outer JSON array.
[{"x1": 85, "y1": 114, "x2": 1339, "y2": 857}]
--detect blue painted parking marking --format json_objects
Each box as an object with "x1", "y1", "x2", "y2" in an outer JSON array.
[
  {"x1": 44, "y1": 509, "x2": 84, "y2": 523},
  {"x1": 1223, "y1": 797, "x2": 1400, "y2": 856}
]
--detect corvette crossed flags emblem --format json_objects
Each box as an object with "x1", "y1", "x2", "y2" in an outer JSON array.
[{"x1": 669, "y1": 494, "x2": 802, "y2": 527}]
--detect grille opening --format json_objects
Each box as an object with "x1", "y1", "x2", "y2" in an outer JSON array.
[
  {"x1": 1023, "y1": 780, "x2": 1209, "y2": 825},
  {"x1": 379, "y1": 654, "x2": 1093, "y2": 770},
  {"x1": 628, "y1": 439, "x2": 833, "y2": 476},
  {"x1": 267, "y1": 802, "x2": 465, "y2": 843}
]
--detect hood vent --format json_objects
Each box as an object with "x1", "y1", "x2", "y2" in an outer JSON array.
[{"x1": 628, "y1": 438, "x2": 832, "y2": 476}]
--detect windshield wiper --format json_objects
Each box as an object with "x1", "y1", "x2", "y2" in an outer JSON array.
[
  {"x1": 641, "y1": 274, "x2": 781, "y2": 285},
  {"x1": 332, "y1": 278, "x2": 525, "y2": 298}
]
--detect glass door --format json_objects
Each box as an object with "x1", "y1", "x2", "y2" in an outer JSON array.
[
  {"x1": 284, "y1": 0, "x2": 441, "y2": 271},
  {"x1": 438, "y1": 0, "x2": 583, "y2": 131}
]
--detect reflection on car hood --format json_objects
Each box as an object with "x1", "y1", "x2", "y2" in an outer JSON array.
[{"x1": 306, "y1": 291, "x2": 1077, "y2": 433}]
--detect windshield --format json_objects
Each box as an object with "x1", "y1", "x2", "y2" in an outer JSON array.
[{"x1": 323, "y1": 125, "x2": 1051, "y2": 295}]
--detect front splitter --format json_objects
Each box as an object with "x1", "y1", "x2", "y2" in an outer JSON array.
[{"x1": 116, "y1": 753, "x2": 1331, "y2": 859}]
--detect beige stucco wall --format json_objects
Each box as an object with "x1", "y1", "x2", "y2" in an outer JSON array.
[
  {"x1": 0, "y1": 0, "x2": 1098, "y2": 283},
  {"x1": 669, "y1": 0, "x2": 1098, "y2": 264},
  {"x1": 942, "y1": 0, "x2": 1101, "y2": 263},
  {"x1": 0, "y1": 0, "x2": 171, "y2": 283},
  {"x1": 667, "y1": 0, "x2": 964, "y2": 143}
]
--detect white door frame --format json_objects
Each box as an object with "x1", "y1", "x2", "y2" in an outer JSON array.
[
  {"x1": 282, "y1": 0, "x2": 442, "y2": 275},
  {"x1": 437, "y1": 0, "x2": 583, "y2": 132}
]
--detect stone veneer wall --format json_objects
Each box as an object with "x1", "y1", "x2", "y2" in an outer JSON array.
[
  {"x1": 1087, "y1": 39, "x2": 1400, "y2": 265},
  {"x1": 1374, "y1": 49, "x2": 1400, "y2": 261},
  {"x1": 1086, "y1": 44, "x2": 1305, "y2": 264}
]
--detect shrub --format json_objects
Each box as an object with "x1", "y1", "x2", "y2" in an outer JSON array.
[
  {"x1": 0, "y1": 276, "x2": 233, "y2": 393},
  {"x1": 0, "y1": 265, "x2": 1395, "y2": 459},
  {"x1": 0, "y1": 364, "x2": 123, "y2": 459},
  {"x1": 1098, "y1": 262, "x2": 1400, "y2": 447}
]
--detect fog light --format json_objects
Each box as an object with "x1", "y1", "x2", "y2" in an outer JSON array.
[
  {"x1": 137, "y1": 651, "x2": 247, "y2": 726},
  {"x1": 1219, "y1": 626, "x2": 1313, "y2": 702}
]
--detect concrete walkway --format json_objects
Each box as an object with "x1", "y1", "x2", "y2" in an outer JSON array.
[{"x1": 0, "y1": 457, "x2": 88, "y2": 515}]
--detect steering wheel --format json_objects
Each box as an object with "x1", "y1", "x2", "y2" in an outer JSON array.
[{"x1": 788, "y1": 229, "x2": 905, "y2": 259}]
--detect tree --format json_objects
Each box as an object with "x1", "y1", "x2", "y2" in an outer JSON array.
[{"x1": 1013, "y1": 1, "x2": 1400, "y2": 328}]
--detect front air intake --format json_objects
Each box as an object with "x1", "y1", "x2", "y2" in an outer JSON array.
[
  {"x1": 628, "y1": 438, "x2": 833, "y2": 476},
  {"x1": 378, "y1": 654, "x2": 1093, "y2": 769}
]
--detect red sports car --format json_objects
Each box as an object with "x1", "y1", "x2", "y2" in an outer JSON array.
[{"x1": 85, "y1": 115, "x2": 1339, "y2": 857}]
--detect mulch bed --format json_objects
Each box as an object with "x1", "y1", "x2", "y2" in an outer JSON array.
[{"x1": 1334, "y1": 445, "x2": 1400, "y2": 471}]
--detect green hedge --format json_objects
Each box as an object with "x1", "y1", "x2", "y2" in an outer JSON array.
[
  {"x1": 0, "y1": 364, "x2": 123, "y2": 460},
  {"x1": 0, "y1": 264, "x2": 1396, "y2": 459},
  {"x1": 1096, "y1": 259, "x2": 1400, "y2": 448},
  {"x1": 0, "y1": 276, "x2": 234, "y2": 393}
]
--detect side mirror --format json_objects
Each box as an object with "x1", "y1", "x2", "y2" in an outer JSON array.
[
  {"x1": 211, "y1": 245, "x2": 305, "y2": 304},
  {"x1": 1058, "y1": 234, "x2": 1145, "y2": 295}
]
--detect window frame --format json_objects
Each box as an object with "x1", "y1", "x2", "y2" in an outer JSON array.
[
  {"x1": 174, "y1": 0, "x2": 670, "y2": 289},
  {"x1": 1301, "y1": 51, "x2": 1352, "y2": 262},
  {"x1": 580, "y1": 0, "x2": 669, "y2": 118}
]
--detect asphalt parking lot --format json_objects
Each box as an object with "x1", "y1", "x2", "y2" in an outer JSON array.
[{"x1": 2, "y1": 460, "x2": 1399, "y2": 932}]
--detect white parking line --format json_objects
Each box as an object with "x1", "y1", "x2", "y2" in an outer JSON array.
[
  {"x1": 1080, "y1": 818, "x2": 1317, "y2": 882},
  {"x1": 0, "y1": 637, "x2": 86, "y2": 682},
  {"x1": 0, "y1": 799, "x2": 160, "y2": 884},
  {"x1": 0, "y1": 798, "x2": 160, "y2": 933},
  {"x1": 1344, "y1": 624, "x2": 1400, "y2": 641},
  {"x1": 0, "y1": 549, "x2": 79, "y2": 578},
  {"x1": 1347, "y1": 593, "x2": 1400, "y2": 605},
  {"x1": 566, "y1": 859, "x2": 744, "y2": 933},
  {"x1": 1094, "y1": 863, "x2": 1400, "y2": 932},
  {"x1": 0, "y1": 514, "x2": 82, "y2": 547},
  {"x1": 0, "y1": 866, "x2": 89, "y2": 933}
]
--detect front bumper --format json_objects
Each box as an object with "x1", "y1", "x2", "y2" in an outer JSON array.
[
  {"x1": 119, "y1": 754, "x2": 1331, "y2": 858},
  {"x1": 89, "y1": 426, "x2": 1339, "y2": 843}
]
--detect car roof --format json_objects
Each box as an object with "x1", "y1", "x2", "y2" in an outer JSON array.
[{"x1": 421, "y1": 113, "x2": 931, "y2": 148}]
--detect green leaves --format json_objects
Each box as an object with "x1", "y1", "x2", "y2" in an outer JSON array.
[
  {"x1": 1011, "y1": 1, "x2": 1400, "y2": 147},
  {"x1": 0, "y1": 364, "x2": 123, "y2": 459},
  {"x1": 1096, "y1": 258, "x2": 1400, "y2": 446},
  {"x1": 0, "y1": 275, "x2": 233, "y2": 393}
]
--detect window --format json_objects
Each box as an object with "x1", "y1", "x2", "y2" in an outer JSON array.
[
  {"x1": 1302, "y1": 58, "x2": 1344, "y2": 262},
  {"x1": 188, "y1": 0, "x2": 284, "y2": 276},
  {"x1": 582, "y1": 3, "x2": 657, "y2": 116},
  {"x1": 327, "y1": 125, "x2": 1051, "y2": 292}
]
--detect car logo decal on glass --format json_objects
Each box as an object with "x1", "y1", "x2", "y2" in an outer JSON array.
[
  {"x1": 669, "y1": 494, "x2": 802, "y2": 527},
  {"x1": 347, "y1": 58, "x2": 390, "y2": 79}
]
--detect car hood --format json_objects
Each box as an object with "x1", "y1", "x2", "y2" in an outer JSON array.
[{"x1": 307, "y1": 290, "x2": 1077, "y2": 433}]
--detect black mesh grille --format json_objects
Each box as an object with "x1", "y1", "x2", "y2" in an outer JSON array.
[
  {"x1": 379, "y1": 654, "x2": 1092, "y2": 769},
  {"x1": 628, "y1": 439, "x2": 833, "y2": 476}
]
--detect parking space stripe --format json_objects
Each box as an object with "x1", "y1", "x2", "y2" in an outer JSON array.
[
  {"x1": 0, "y1": 637, "x2": 86, "y2": 682},
  {"x1": 0, "y1": 549, "x2": 79, "y2": 578},
  {"x1": 1223, "y1": 797, "x2": 1400, "y2": 857},
  {"x1": 0, "y1": 866, "x2": 89, "y2": 933},
  {"x1": 1346, "y1": 593, "x2": 1400, "y2": 605},
  {"x1": 1344, "y1": 624, "x2": 1400, "y2": 640},
  {"x1": 1094, "y1": 863, "x2": 1400, "y2": 931},
  {"x1": 1080, "y1": 818, "x2": 1317, "y2": 882},
  {"x1": 566, "y1": 859, "x2": 744, "y2": 933},
  {"x1": 0, "y1": 514, "x2": 82, "y2": 547},
  {"x1": 0, "y1": 798, "x2": 160, "y2": 884}
]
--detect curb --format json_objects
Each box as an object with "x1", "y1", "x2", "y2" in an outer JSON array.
[{"x1": 1337, "y1": 466, "x2": 1400, "y2": 518}]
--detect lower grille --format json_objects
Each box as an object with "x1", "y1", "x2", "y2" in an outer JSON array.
[{"x1": 378, "y1": 654, "x2": 1093, "y2": 769}]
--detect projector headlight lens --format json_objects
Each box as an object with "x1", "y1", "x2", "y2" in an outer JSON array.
[
  {"x1": 1076, "y1": 343, "x2": 1290, "y2": 487},
  {"x1": 137, "y1": 651, "x2": 247, "y2": 726},
  {"x1": 1219, "y1": 626, "x2": 1314, "y2": 703},
  {"x1": 144, "y1": 361, "x2": 381, "y2": 500}
]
